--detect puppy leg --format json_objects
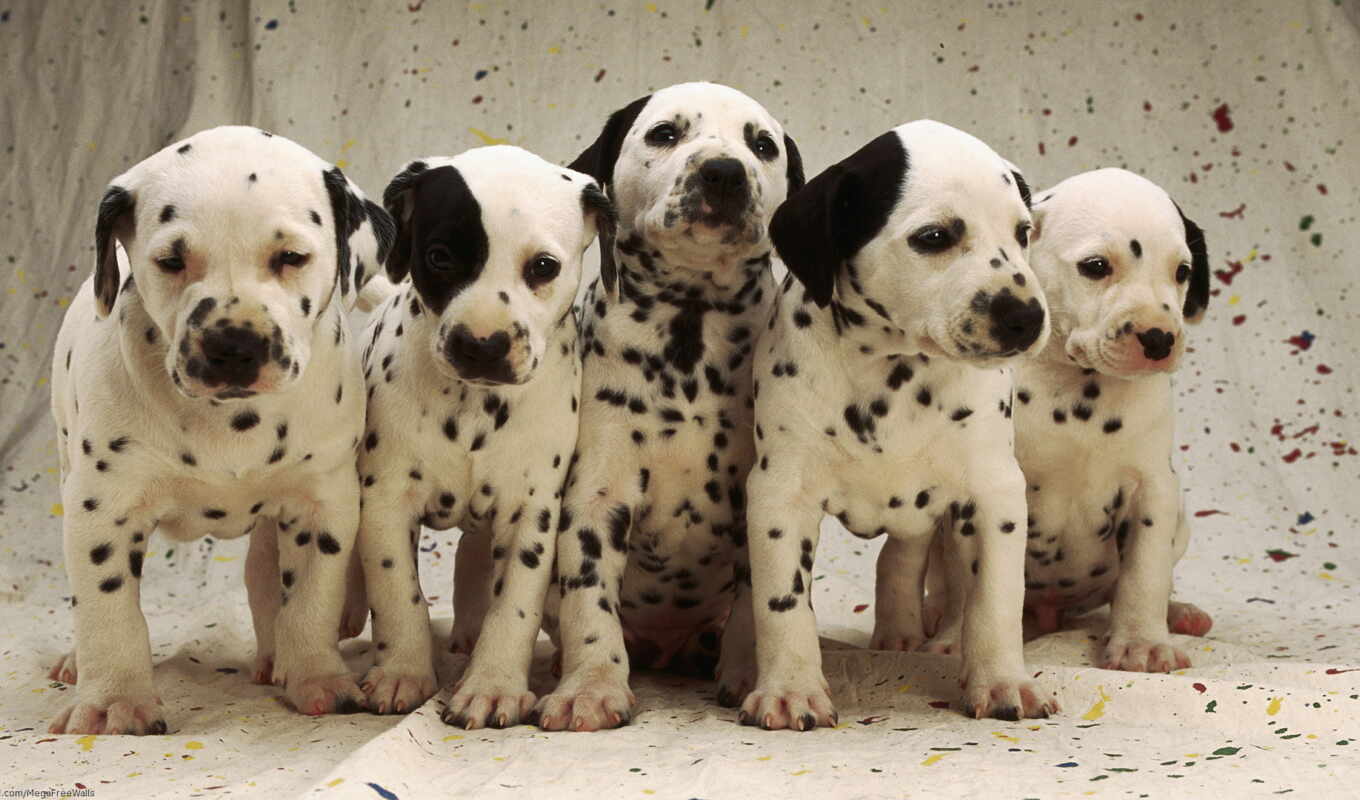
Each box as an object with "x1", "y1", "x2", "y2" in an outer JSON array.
[
  {"x1": 741, "y1": 474, "x2": 835, "y2": 731},
  {"x1": 444, "y1": 495, "x2": 560, "y2": 730},
  {"x1": 715, "y1": 558, "x2": 756, "y2": 707},
  {"x1": 271, "y1": 467, "x2": 366, "y2": 716},
  {"x1": 356, "y1": 493, "x2": 437, "y2": 715},
  {"x1": 244, "y1": 520, "x2": 281, "y2": 685},
  {"x1": 49, "y1": 492, "x2": 163, "y2": 735},
  {"x1": 870, "y1": 534, "x2": 931, "y2": 651},
  {"x1": 449, "y1": 530, "x2": 493, "y2": 655},
  {"x1": 957, "y1": 472, "x2": 1059, "y2": 720},
  {"x1": 919, "y1": 526, "x2": 970, "y2": 654},
  {"x1": 1103, "y1": 475, "x2": 1190, "y2": 672},
  {"x1": 339, "y1": 550, "x2": 370, "y2": 640},
  {"x1": 534, "y1": 450, "x2": 641, "y2": 732}
]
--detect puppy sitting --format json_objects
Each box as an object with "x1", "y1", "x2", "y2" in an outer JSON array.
[
  {"x1": 1013, "y1": 168, "x2": 1212, "y2": 671},
  {"x1": 354, "y1": 147, "x2": 612, "y2": 726},
  {"x1": 742, "y1": 120, "x2": 1059, "y2": 729},
  {"x1": 48, "y1": 126, "x2": 393, "y2": 734},
  {"x1": 534, "y1": 82, "x2": 804, "y2": 731}
]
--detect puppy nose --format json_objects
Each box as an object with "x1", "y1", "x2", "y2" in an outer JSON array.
[
  {"x1": 988, "y1": 292, "x2": 1046, "y2": 352},
  {"x1": 449, "y1": 328, "x2": 511, "y2": 364},
  {"x1": 200, "y1": 326, "x2": 268, "y2": 385},
  {"x1": 698, "y1": 157, "x2": 748, "y2": 199},
  {"x1": 1136, "y1": 328, "x2": 1175, "y2": 361}
]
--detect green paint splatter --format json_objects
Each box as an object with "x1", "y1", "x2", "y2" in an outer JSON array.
[
  {"x1": 1300, "y1": 215, "x2": 1314, "y2": 230},
  {"x1": 1213, "y1": 746, "x2": 1241, "y2": 756},
  {"x1": 1205, "y1": 700, "x2": 1218, "y2": 713},
  {"x1": 1311, "y1": 233, "x2": 1323, "y2": 246},
  {"x1": 1324, "y1": 562, "x2": 1337, "y2": 570}
]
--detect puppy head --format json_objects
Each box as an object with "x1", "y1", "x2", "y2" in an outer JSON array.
[
  {"x1": 771, "y1": 120, "x2": 1048, "y2": 362},
  {"x1": 382, "y1": 146, "x2": 613, "y2": 386},
  {"x1": 569, "y1": 82, "x2": 803, "y2": 288},
  {"x1": 1028, "y1": 168, "x2": 1210, "y2": 377},
  {"x1": 92, "y1": 126, "x2": 394, "y2": 400}
]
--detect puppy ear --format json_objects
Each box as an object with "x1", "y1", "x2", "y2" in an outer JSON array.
[
  {"x1": 783, "y1": 133, "x2": 806, "y2": 195},
  {"x1": 568, "y1": 94, "x2": 651, "y2": 189},
  {"x1": 581, "y1": 181, "x2": 619, "y2": 299},
  {"x1": 1174, "y1": 201, "x2": 1211, "y2": 323},
  {"x1": 322, "y1": 167, "x2": 363, "y2": 303},
  {"x1": 322, "y1": 166, "x2": 395, "y2": 314},
  {"x1": 1011, "y1": 170, "x2": 1032, "y2": 209},
  {"x1": 381, "y1": 160, "x2": 430, "y2": 283},
  {"x1": 771, "y1": 130, "x2": 906, "y2": 308},
  {"x1": 94, "y1": 184, "x2": 136, "y2": 318},
  {"x1": 1028, "y1": 190, "x2": 1051, "y2": 243}
]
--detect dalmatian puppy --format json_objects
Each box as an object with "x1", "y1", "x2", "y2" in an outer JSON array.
[
  {"x1": 1011, "y1": 168, "x2": 1213, "y2": 671},
  {"x1": 741, "y1": 120, "x2": 1060, "y2": 730},
  {"x1": 46, "y1": 125, "x2": 394, "y2": 734},
  {"x1": 532, "y1": 82, "x2": 804, "y2": 731},
  {"x1": 353, "y1": 147, "x2": 613, "y2": 727}
]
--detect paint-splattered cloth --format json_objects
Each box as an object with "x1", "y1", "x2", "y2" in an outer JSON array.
[{"x1": 2, "y1": 2, "x2": 1357, "y2": 798}]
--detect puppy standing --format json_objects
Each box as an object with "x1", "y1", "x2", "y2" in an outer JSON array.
[
  {"x1": 354, "y1": 147, "x2": 612, "y2": 725},
  {"x1": 1012, "y1": 168, "x2": 1212, "y2": 671},
  {"x1": 534, "y1": 82, "x2": 804, "y2": 731},
  {"x1": 48, "y1": 126, "x2": 393, "y2": 734},
  {"x1": 742, "y1": 121, "x2": 1059, "y2": 729}
]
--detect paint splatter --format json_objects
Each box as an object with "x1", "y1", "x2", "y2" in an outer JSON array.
[{"x1": 1212, "y1": 103, "x2": 1234, "y2": 132}]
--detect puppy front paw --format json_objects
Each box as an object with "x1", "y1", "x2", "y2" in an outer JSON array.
[
  {"x1": 533, "y1": 668, "x2": 635, "y2": 732},
  {"x1": 442, "y1": 672, "x2": 534, "y2": 729},
  {"x1": 361, "y1": 665, "x2": 438, "y2": 715},
  {"x1": 960, "y1": 666, "x2": 1058, "y2": 720},
  {"x1": 49, "y1": 693, "x2": 166, "y2": 735},
  {"x1": 1167, "y1": 602, "x2": 1213, "y2": 637},
  {"x1": 1101, "y1": 635, "x2": 1190, "y2": 673},
  {"x1": 48, "y1": 651, "x2": 79, "y2": 685},
  {"x1": 869, "y1": 621, "x2": 927, "y2": 652},
  {"x1": 281, "y1": 673, "x2": 367, "y2": 716},
  {"x1": 738, "y1": 679, "x2": 837, "y2": 731}
]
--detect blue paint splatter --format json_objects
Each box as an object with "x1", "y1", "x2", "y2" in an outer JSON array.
[
  {"x1": 474, "y1": 69, "x2": 489, "y2": 80},
  {"x1": 264, "y1": 18, "x2": 279, "y2": 30},
  {"x1": 1055, "y1": 761, "x2": 1079, "y2": 768},
  {"x1": 0, "y1": 11, "x2": 9, "y2": 23},
  {"x1": 367, "y1": 783, "x2": 398, "y2": 800},
  {"x1": 1298, "y1": 511, "x2": 1315, "y2": 525}
]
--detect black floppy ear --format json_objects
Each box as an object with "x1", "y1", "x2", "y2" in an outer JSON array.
[
  {"x1": 322, "y1": 166, "x2": 366, "y2": 301},
  {"x1": 581, "y1": 182, "x2": 619, "y2": 297},
  {"x1": 381, "y1": 160, "x2": 430, "y2": 283},
  {"x1": 770, "y1": 130, "x2": 906, "y2": 308},
  {"x1": 568, "y1": 94, "x2": 651, "y2": 188},
  {"x1": 94, "y1": 185, "x2": 135, "y2": 318},
  {"x1": 783, "y1": 133, "x2": 806, "y2": 195},
  {"x1": 1174, "y1": 202, "x2": 1211, "y2": 323},
  {"x1": 1011, "y1": 170, "x2": 1032, "y2": 209}
]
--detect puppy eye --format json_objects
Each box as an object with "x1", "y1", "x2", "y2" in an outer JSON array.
[
  {"x1": 749, "y1": 133, "x2": 779, "y2": 161},
  {"x1": 1175, "y1": 263, "x2": 1191, "y2": 284},
  {"x1": 1077, "y1": 256, "x2": 1112, "y2": 280},
  {"x1": 1015, "y1": 223, "x2": 1031, "y2": 248},
  {"x1": 271, "y1": 250, "x2": 309, "y2": 270},
  {"x1": 156, "y1": 255, "x2": 186, "y2": 274},
  {"x1": 426, "y1": 245, "x2": 454, "y2": 271},
  {"x1": 525, "y1": 253, "x2": 561, "y2": 287},
  {"x1": 907, "y1": 225, "x2": 956, "y2": 254},
  {"x1": 644, "y1": 123, "x2": 680, "y2": 147}
]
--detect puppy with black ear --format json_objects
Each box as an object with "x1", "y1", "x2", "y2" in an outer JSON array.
[
  {"x1": 354, "y1": 147, "x2": 612, "y2": 727},
  {"x1": 741, "y1": 120, "x2": 1060, "y2": 729},
  {"x1": 1010, "y1": 168, "x2": 1213, "y2": 671},
  {"x1": 534, "y1": 82, "x2": 804, "y2": 732}
]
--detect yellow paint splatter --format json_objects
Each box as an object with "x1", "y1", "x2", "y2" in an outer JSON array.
[
  {"x1": 1228, "y1": 294, "x2": 1241, "y2": 305},
  {"x1": 1237, "y1": 557, "x2": 1252, "y2": 565},
  {"x1": 547, "y1": 46, "x2": 560, "y2": 54},
  {"x1": 1082, "y1": 686, "x2": 1110, "y2": 721},
  {"x1": 1267, "y1": 697, "x2": 1283, "y2": 716},
  {"x1": 756, "y1": 755, "x2": 772, "y2": 761},
  {"x1": 1319, "y1": 572, "x2": 1335, "y2": 581},
  {"x1": 335, "y1": 159, "x2": 350, "y2": 169},
  {"x1": 1246, "y1": 248, "x2": 1259, "y2": 262},
  {"x1": 442, "y1": 734, "x2": 464, "y2": 742},
  {"x1": 992, "y1": 731, "x2": 1020, "y2": 743},
  {"x1": 326, "y1": 778, "x2": 345, "y2": 787},
  {"x1": 645, "y1": 2, "x2": 658, "y2": 11},
  {"x1": 51, "y1": 503, "x2": 64, "y2": 517},
  {"x1": 185, "y1": 740, "x2": 204, "y2": 750},
  {"x1": 895, "y1": 683, "x2": 912, "y2": 693},
  {"x1": 921, "y1": 753, "x2": 951, "y2": 766},
  {"x1": 212, "y1": 555, "x2": 236, "y2": 563},
  {"x1": 739, "y1": 25, "x2": 749, "y2": 38},
  {"x1": 75, "y1": 734, "x2": 97, "y2": 751},
  {"x1": 790, "y1": 769, "x2": 811, "y2": 776},
  {"x1": 341, "y1": 139, "x2": 356, "y2": 152},
  {"x1": 468, "y1": 128, "x2": 509, "y2": 146},
  {"x1": 642, "y1": 791, "x2": 655, "y2": 796}
]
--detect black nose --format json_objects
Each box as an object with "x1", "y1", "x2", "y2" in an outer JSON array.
[
  {"x1": 987, "y1": 291, "x2": 1046, "y2": 352},
  {"x1": 198, "y1": 326, "x2": 268, "y2": 386},
  {"x1": 1136, "y1": 328, "x2": 1175, "y2": 361},
  {"x1": 448, "y1": 327, "x2": 511, "y2": 365},
  {"x1": 698, "y1": 157, "x2": 749, "y2": 202}
]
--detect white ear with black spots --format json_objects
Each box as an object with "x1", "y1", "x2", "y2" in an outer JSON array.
[{"x1": 94, "y1": 184, "x2": 136, "y2": 318}]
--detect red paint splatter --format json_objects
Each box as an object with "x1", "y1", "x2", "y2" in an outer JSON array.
[
  {"x1": 1135, "y1": 12, "x2": 1144, "y2": 21},
  {"x1": 1067, "y1": 136, "x2": 1078, "y2": 146},
  {"x1": 1042, "y1": 108, "x2": 1052, "y2": 116},
  {"x1": 1212, "y1": 104, "x2": 1234, "y2": 132},
  {"x1": 407, "y1": 0, "x2": 424, "y2": 10},
  {"x1": 1283, "y1": 448, "x2": 1302, "y2": 463},
  {"x1": 1214, "y1": 260, "x2": 1243, "y2": 284},
  {"x1": 1326, "y1": 668, "x2": 1360, "y2": 675},
  {"x1": 1038, "y1": 142, "x2": 1046, "y2": 155},
  {"x1": 1229, "y1": 442, "x2": 1241, "y2": 452},
  {"x1": 928, "y1": 700, "x2": 952, "y2": 709},
  {"x1": 1194, "y1": 509, "x2": 1227, "y2": 517},
  {"x1": 1286, "y1": 332, "x2": 1314, "y2": 350},
  {"x1": 1232, "y1": 314, "x2": 1246, "y2": 325},
  {"x1": 594, "y1": 69, "x2": 607, "y2": 82},
  {"x1": 1218, "y1": 204, "x2": 1246, "y2": 219},
  {"x1": 1143, "y1": 100, "x2": 1152, "y2": 111},
  {"x1": 853, "y1": 603, "x2": 869, "y2": 613},
  {"x1": 1317, "y1": 364, "x2": 1333, "y2": 375},
  {"x1": 967, "y1": 65, "x2": 980, "y2": 72},
  {"x1": 471, "y1": 95, "x2": 483, "y2": 104},
  {"x1": 1284, "y1": 161, "x2": 1296, "y2": 172},
  {"x1": 1192, "y1": 682, "x2": 1207, "y2": 693},
  {"x1": 1189, "y1": 172, "x2": 1198, "y2": 183},
  {"x1": 1318, "y1": 184, "x2": 1328, "y2": 195},
  {"x1": 1293, "y1": 424, "x2": 1320, "y2": 440},
  {"x1": 1266, "y1": 549, "x2": 1297, "y2": 562}
]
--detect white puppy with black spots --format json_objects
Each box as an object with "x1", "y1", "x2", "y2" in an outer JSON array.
[
  {"x1": 1009, "y1": 168, "x2": 1213, "y2": 671},
  {"x1": 47, "y1": 125, "x2": 394, "y2": 734},
  {"x1": 533, "y1": 82, "x2": 804, "y2": 731},
  {"x1": 353, "y1": 147, "x2": 612, "y2": 726},
  {"x1": 741, "y1": 120, "x2": 1060, "y2": 729}
]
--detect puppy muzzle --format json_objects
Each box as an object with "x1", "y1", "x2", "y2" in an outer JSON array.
[{"x1": 441, "y1": 324, "x2": 525, "y2": 386}]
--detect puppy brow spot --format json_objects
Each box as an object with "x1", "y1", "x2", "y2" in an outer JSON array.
[
  {"x1": 309, "y1": 210, "x2": 322, "y2": 226},
  {"x1": 177, "y1": 143, "x2": 192, "y2": 154},
  {"x1": 248, "y1": 173, "x2": 257, "y2": 183},
  {"x1": 159, "y1": 205, "x2": 176, "y2": 223},
  {"x1": 1013, "y1": 272, "x2": 1027, "y2": 286},
  {"x1": 990, "y1": 257, "x2": 1002, "y2": 269},
  {"x1": 1129, "y1": 239, "x2": 1143, "y2": 258}
]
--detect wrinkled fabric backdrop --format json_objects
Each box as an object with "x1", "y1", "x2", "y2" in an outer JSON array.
[{"x1": 2, "y1": 1, "x2": 1358, "y2": 798}]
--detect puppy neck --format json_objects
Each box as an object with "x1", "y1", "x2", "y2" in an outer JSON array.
[{"x1": 615, "y1": 232, "x2": 772, "y2": 308}]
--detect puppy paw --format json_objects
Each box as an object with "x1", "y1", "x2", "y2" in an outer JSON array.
[
  {"x1": 48, "y1": 651, "x2": 79, "y2": 684},
  {"x1": 960, "y1": 672, "x2": 1058, "y2": 720},
  {"x1": 282, "y1": 673, "x2": 367, "y2": 716},
  {"x1": 443, "y1": 674, "x2": 534, "y2": 729},
  {"x1": 918, "y1": 630, "x2": 960, "y2": 656},
  {"x1": 738, "y1": 680, "x2": 837, "y2": 731},
  {"x1": 361, "y1": 665, "x2": 437, "y2": 715},
  {"x1": 1167, "y1": 602, "x2": 1213, "y2": 637},
  {"x1": 252, "y1": 653, "x2": 274, "y2": 686},
  {"x1": 49, "y1": 694, "x2": 166, "y2": 735},
  {"x1": 533, "y1": 669, "x2": 635, "y2": 731},
  {"x1": 869, "y1": 623, "x2": 926, "y2": 652},
  {"x1": 1102, "y1": 636, "x2": 1191, "y2": 673},
  {"x1": 448, "y1": 624, "x2": 482, "y2": 656}
]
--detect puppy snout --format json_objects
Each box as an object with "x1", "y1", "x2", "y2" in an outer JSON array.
[
  {"x1": 449, "y1": 328, "x2": 511, "y2": 364},
  {"x1": 1136, "y1": 327, "x2": 1175, "y2": 361},
  {"x1": 199, "y1": 326, "x2": 268, "y2": 386},
  {"x1": 988, "y1": 291, "x2": 1046, "y2": 352},
  {"x1": 698, "y1": 157, "x2": 749, "y2": 206}
]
